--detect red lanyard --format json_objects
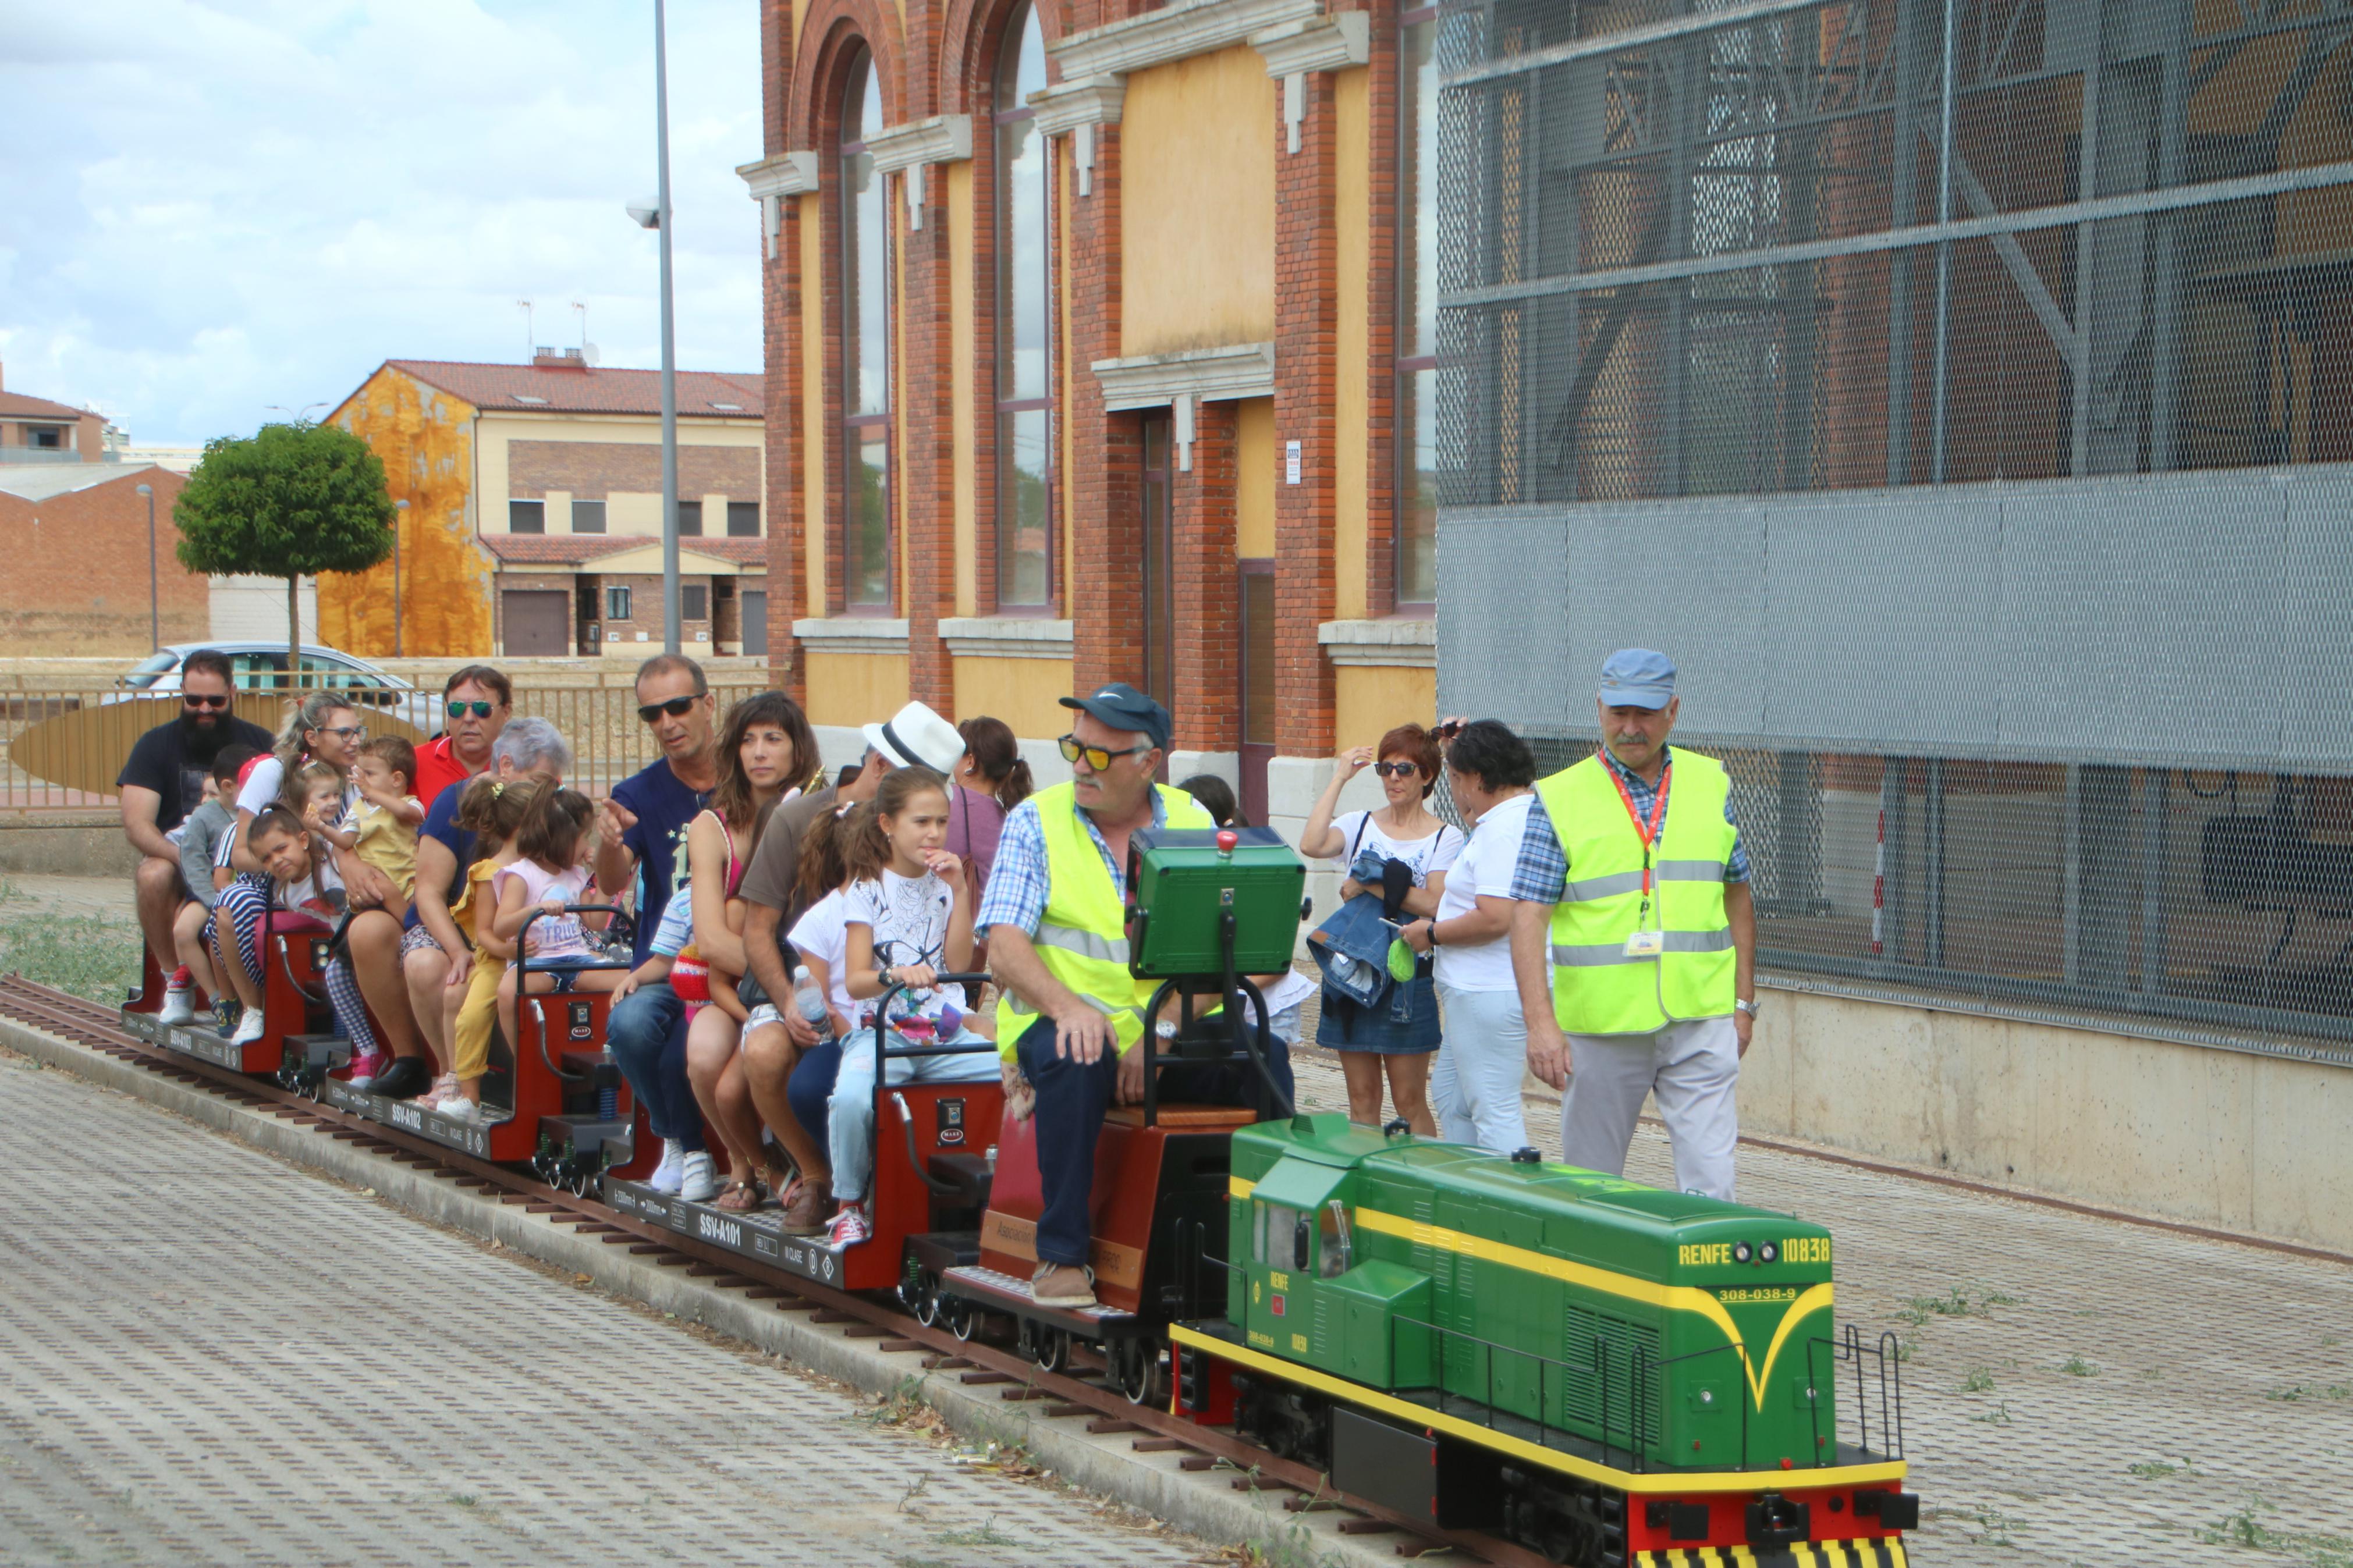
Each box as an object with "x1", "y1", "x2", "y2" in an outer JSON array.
[{"x1": 1606, "y1": 755, "x2": 1671, "y2": 902}]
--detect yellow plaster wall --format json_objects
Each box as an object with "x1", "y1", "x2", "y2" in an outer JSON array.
[
  {"x1": 1119, "y1": 48, "x2": 1278, "y2": 356},
  {"x1": 952, "y1": 655, "x2": 1076, "y2": 738},
  {"x1": 804, "y1": 651, "x2": 910, "y2": 726},
  {"x1": 1236, "y1": 397, "x2": 1276, "y2": 558},
  {"x1": 1333, "y1": 66, "x2": 1370, "y2": 620},
  {"x1": 799, "y1": 192, "x2": 829, "y2": 614},
  {"x1": 1334, "y1": 664, "x2": 1436, "y2": 750},
  {"x1": 325, "y1": 365, "x2": 491, "y2": 659},
  {"x1": 950, "y1": 160, "x2": 979, "y2": 618}
]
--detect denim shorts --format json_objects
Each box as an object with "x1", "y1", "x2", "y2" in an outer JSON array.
[{"x1": 1315, "y1": 966, "x2": 1440, "y2": 1055}]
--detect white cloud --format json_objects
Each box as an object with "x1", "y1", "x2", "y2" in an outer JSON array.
[{"x1": 0, "y1": 0, "x2": 765, "y2": 443}]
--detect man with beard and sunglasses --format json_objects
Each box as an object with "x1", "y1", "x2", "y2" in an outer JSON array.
[
  {"x1": 118, "y1": 649, "x2": 275, "y2": 1015},
  {"x1": 594, "y1": 654, "x2": 721, "y2": 970}
]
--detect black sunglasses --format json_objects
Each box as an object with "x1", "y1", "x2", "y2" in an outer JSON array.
[
  {"x1": 1371, "y1": 761, "x2": 1424, "y2": 779},
  {"x1": 182, "y1": 692, "x2": 230, "y2": 709},
  {"x1": 637, "y1": 695, "x2": 702, "y2": 724},
  {"x1": 446, "y1": 700, "x2": 497, "y2": 719}
]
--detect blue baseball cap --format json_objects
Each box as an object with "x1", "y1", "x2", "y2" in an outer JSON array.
[
  {"x1": 1597, "y1": 648, "x2": 1677, "y2": 710},
  {"x1": 1060, "y1": 681, "x2": 1173, "y2": 751}
]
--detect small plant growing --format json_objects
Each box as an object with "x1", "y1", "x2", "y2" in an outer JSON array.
[
  {"x1": 2059, "y1": 1355, "x2": 2100, "y2": 1377},
  {"x1": 1961, "y1": 1366, "x2": 1995, "y2": 1393}
]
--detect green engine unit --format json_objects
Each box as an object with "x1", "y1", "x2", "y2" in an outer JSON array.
[
  {"x1": 1124, "y1": 827, "x2": 1306, "y2": 978},
  {"x1": 1227, "y1": 1115, "x2": 1843, "y2": 1474}
]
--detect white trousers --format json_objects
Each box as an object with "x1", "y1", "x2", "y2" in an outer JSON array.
[
  {"x1": 1431, "y1": 983, "x2": 1529, "y2": 1154},
  {"x1": 1559, "y1": 1014, "x2": 1740, "y2": 1201}
]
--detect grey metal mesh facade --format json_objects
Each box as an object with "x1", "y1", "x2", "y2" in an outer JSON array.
[{"x1": 1435, "y1": 0, "x2": 2353, "y2": 1061}]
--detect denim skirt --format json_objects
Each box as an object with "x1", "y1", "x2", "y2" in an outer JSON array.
[{"x1": 1315, "y1": 965, "x2": 1441, "y2": 1055}]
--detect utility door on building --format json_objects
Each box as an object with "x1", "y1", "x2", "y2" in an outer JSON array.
[
  {"x1": 502, "y1": 591, "x2": 570, "y2": 656},
  {"x1": 1139, "y1": 414, "x2": 1176, "y2": 728},
  {"x1": 1238, "y1": 559, "x2": 1275, "y2": 824},
  {"x1": 740, "y1": 591, "x2": 768, "y2": 657}
]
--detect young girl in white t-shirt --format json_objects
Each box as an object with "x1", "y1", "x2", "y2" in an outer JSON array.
[{"x1": 824, "y1": 768, "x2": 999, "y2": 1249}]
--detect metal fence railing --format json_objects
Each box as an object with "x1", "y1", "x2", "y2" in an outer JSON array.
[{"x1": 0, "y1": 681, "x2": 780, "y2": 816}]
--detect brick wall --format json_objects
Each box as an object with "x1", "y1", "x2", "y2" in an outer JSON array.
[
  {"x1": 1169, "y1": 399, "x2": 1240, "y2": 751},
  {"x1": 0, "y1": 469, "x2": 209, "y2": 653},
  {"x1": 506, "y1": 440, "x2": 761, "y2": 502},
  {"x1": 1273, "y1": 66, "x2": 1340, "y2": 756}
]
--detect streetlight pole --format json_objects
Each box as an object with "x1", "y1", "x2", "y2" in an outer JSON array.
[
  {"x1": 654, "y1": 0, "x2": 681, "y2": 656},
  {"x1": 136, "y1": 483, "x2": 158, "y2": 650},
  {"x1": 393, "y1": 499, "x2": 409, "y2": 658}
]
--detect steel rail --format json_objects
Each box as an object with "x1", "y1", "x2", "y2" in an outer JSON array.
[{"x1": 0, "y1": 976, "x2": 1551, "y2": 1568}]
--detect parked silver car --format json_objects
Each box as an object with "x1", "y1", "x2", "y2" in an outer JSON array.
[{"x1": 112, "y1": 643, "x2": 441, "y2": 734}]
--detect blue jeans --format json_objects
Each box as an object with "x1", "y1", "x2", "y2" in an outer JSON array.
[
  {"x1": 828, "y1": 1027, "x2": 999, "y2": 1204},
  {"x1": 1012, "y1": 1016, "x2": 1294, "y2": 1267},
  {"x1": 606, "y1": 981, "x2": 702, "y2": 1153},
  {"x1": 787, "y1": 1037, "x2": 842, "y2": 1150}
]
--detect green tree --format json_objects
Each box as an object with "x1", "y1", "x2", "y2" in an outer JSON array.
[{"x1": 175, "y1": 421, "x2": 395, "y2": 680}]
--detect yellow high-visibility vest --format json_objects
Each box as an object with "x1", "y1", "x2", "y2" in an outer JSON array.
[
  {"x1": 996, "y1": 782, "x2": 1213, "y2": 1057},
  {"x1": 1532, "y1": 749, "x2": 1737, "y2": 1036}
]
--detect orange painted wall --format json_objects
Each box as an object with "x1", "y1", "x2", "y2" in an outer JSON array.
[{"x1": 325, "y1": 366, "x2": 492, "y2": 657}]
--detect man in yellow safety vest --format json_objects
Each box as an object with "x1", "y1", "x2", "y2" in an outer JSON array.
[
  {"x1": 1506, "y1": 649, "x2": 1759, "y2": 1199},
  {"x1": 978, "y1": 683, "x2": 1286, "y2": 1309}
]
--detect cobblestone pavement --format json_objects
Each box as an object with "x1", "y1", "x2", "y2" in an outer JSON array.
[
  {"x1": 1286, "y1": 1036, "x2": 2353, "y2": 1568},
  {"x1": 0, "y1": 1053, "x2": 1216, "y2": 1568}
]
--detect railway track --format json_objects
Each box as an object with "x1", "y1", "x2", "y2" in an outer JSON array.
[{"x1": 0, "y1": 976, "x2": 1552, "y2": 1567}]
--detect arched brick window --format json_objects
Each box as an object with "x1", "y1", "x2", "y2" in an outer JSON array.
[
  {"x1": 992, "y1": 0, "x2": 1053, "y2": 608},
  {"x1": 840, "y1": 46, "x2": 894, "y2": 608}
]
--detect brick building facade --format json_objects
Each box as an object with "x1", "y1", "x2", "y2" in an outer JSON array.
[
  {"x1": 739, "y1": 0, "x2": 1437, "y2": 841},
  {"x1": 0, "y1": 464, "x2": 204, "y2": 653},
  {"x1": 325, "y1": 357, "x2": 768, "y2": 660}
]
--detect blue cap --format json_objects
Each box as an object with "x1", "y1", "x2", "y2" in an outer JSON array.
[
  {"x1": 1598, "y1": 648, "x2": 1676, "y2": 711},
  {"x1": 1060, "y1": 681, "x2": 1173, "y2": 751}
]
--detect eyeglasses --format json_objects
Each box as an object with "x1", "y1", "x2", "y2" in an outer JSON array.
[
  {"x1": 318, "y1": 725, "x2": 367, "y2": 742},
  {"x1": 1059, "y1": 734, "x2": 1154, "y2": 772},
  {"x1": 1371, "y1": 762, "x2": 1424, "y2": 779},
  {"x1": 447, "y1": 700, "x2": 497, "y2": 719},
  {"x1": 182, "y1": 692, "x2": 230, "y2": 710},
  {"x1": 637, "y1": 695, "x2": 702, "y2": 724}
]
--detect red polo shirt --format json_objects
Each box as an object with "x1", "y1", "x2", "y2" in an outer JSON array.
[{"x1": 411, "y1": 735, "x2": 477, "y2": 814}]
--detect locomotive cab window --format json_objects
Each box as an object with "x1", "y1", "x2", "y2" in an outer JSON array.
[
  {"x1": 1252, "y1": 1201, "x2": 1271, "y2": 1265},
  {"x1": 1292, "y1": 1211, "x2": 1312, "y2": 1272},
  {"x1": 1317, "y1": 1201, "x2": 1352, "y2": 1279}
]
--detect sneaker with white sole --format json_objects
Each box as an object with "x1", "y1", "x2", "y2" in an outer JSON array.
[
  {"x1": 825, "y1": 1204, "x2": 871, "y2": 1248},
  {"x1": 347, "y1": 1046, "x2": 389, "y2": 1089},
  {"x1": 646, "y1": 1139, "x2": 686, "y2": 1195},
  {"x1": 676, "y1": 1151, "x2": 719, "y2": 1203},
  {"x1": 434, "y1": 1094, "x2": 481, "y2": 1123},
  {"x1": 230, "y1": 1007, "x2": 267, "y2": 1047},
  {"x1": 157, "y1": 976, "x2": 196, "y2": 1026}
]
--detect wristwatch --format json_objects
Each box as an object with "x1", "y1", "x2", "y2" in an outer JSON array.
[
  {"x1": 877, "y1": 965, "x2": 896, "y2": 991},
  {"x1": 1734, "y1": 998, "x2": 1760, "y2": 1019}
]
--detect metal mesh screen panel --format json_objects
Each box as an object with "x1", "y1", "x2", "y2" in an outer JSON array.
[{"x1": 1440, "y1": 0, "x2": 2353, "y2": 1057}]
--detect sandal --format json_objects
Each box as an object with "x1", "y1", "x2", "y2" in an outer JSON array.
[{"x1": 712, "y1": 1180, "x2": 762, "y2": 1213}]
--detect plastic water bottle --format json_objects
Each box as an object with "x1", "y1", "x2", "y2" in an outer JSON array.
[{"x1": 793, "y1": 965, "x2": 834, "y2": 1045}]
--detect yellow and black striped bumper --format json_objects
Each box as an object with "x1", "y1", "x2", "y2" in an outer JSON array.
[{"x1": 1636, "y1": 1542, "x2": 1908, "y2": 1568}]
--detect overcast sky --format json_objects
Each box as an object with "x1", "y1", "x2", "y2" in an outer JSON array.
[{"x1": 0, "y1": 1, "x2": 763, "y2": 446}]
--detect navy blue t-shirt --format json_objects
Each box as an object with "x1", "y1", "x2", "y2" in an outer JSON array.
[
  {"x1": 403, "y1": 777, "x2": 480, "y2": 933},
  {"x1": 611, "y1": 760, "x2": 712, "y2": 966}
]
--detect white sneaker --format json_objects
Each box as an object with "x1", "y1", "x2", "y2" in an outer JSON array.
[
  {"x1": 676, "y1": 1151, "x2": 719, "y2": 1203},
  {"x1": 230, "y1": 1007, "x2": 267, "y2": 1046},
  {"x1": 157, "y1": 986, "x2": 196, "y2": 1026},
  {"x1": 647, "y1": 1139, "x2": 686, "y2": 1195},
  {"x1": 434, "y1": 1094, "x2": 481, "y2": 1123}
]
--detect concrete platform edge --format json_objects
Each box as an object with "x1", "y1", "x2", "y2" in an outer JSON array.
[{"x1": 0, "y1": 1016, "x2": 1389, "y2": 1568}]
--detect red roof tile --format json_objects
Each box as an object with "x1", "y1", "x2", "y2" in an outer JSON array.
[
  {"x1": 481, "y1": 534, "x2": 770, "y2": 567},
  {"x1": 384, "y1": 360, "x2": 763, "y2": 418},
  {"x1": 0, "y1": 392, "x2": 95, "y2": 421}
]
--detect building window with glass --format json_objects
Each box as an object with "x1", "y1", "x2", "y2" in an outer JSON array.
[
  {"x1": 509, "y1": 499, "x2": 545, "y2": 535},
  {"x1": 993, "y1": 0, "x2": 1053, "y2": 609},
  {"x1": 840, "y1": 48, "x2": 893, "y2": 609},
  {"x1": 1393, "y1": 7, "x2": 1438, "y2": 609}
]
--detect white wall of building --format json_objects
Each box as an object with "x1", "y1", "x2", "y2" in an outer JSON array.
[{"x1": 209, "y1": 575, "x2": 317, "y2": 643}]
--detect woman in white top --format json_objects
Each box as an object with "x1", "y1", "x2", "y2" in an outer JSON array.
[
  {"x1": 1301, "y1": 723, "x2": 1463, "y2": 1132},
  {"x1": 1402, "y1": 720, "x2": 1541, "y2": 1153}
]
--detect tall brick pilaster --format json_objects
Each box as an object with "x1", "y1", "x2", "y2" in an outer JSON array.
[
  {"x1": 1068, "y1": 129, "x2": 1142, "y2": 694},
  {"x1": 1170, "y1": 399, "x2": 1240, "y2": 751},
  {"x1": 765, "y1": 193, "x2": 808, "y2": 702},
  {"x1": 900, "y1": 183, "x2": 957, "y2": 713},
  {"x1": 1273, "y1": 68, "x2": 1339, "y2": 757}
]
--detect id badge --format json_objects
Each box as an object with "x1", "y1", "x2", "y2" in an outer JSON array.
[{"x1": 1623, "y1": 929, "x2": 1665, "y2": 960}]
